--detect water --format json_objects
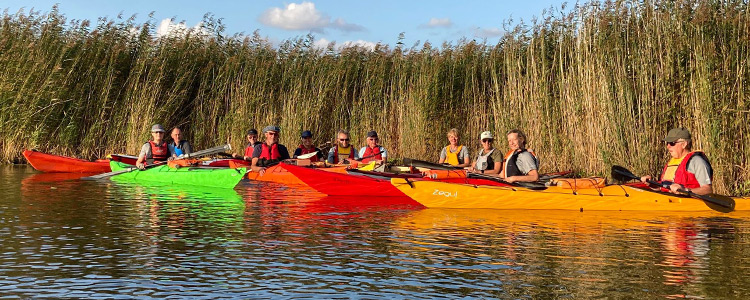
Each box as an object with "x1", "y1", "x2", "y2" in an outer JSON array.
[{"x1": 2, "y1": 165, "x2": 750, "y2": 299}]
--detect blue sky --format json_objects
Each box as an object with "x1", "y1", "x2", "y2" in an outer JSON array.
[{"x1": 2, "y1": 0, "x2": 571, "y2": 48}]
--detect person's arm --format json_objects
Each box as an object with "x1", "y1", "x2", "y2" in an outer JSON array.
[
  {"x1": 293, "y1": 148, "x2": 302, "y2": 159},
  {"x1": 506, "y1": 170, "x2": 539, "y2": 183},
  {"x1": 457, "y1": 147, "x2": 471, "y2": 168},
  {"x1": 505, "y1": 153, "x2": 539, "y2": 182},
  {"x1": 250, "y1": 145, "x2": 266, "y2": 175},
  {"x1": 438, "y1": 147, "x2": 446, "y2": 164},
  {"x1": 280, "y1": 145, "x2": 291, "y2": 160},
  {"x1": 483, "y1": 162, "x2": 502, "y2": 175},
  {"x1": 184, "y1": 141, "x2": 192, "y2": 154},
  {"x1": 135, "y1": 144, "x2": 150, "y2": 169}
]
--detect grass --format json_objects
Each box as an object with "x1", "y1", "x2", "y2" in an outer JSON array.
[{"x1": 1, "y1": 0, "x2": 749, "y2": 194}]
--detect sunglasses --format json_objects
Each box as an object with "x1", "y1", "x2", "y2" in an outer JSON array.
[
  {"x1": 267, "y1": 132, "x2": 279, "y2": 136},
  {"x1": 482, "y1": 139, "x2": 493, "y2": 143},
  {"x1": 339, "y1": 139, "x2": 350, "y2": 141},
  {"x1": 666, "y1": 141, "x2": 683, "y2": 146}
]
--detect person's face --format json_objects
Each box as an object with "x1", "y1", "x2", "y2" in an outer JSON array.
[
  {"x1": 481, "y1": 138, "x2": 493, "y2": 150},
  {"x1": 171, "y1": 129, "x2": 182, "y2": 142},
  {"x1": 338, "y1": 133, "x2": 350, "y2": 147},
  {"x1": 666, "y1": 139, "x2": 687, "y2": 158},
  {"x1": 265, "y1": 131, "x2": 279, "y2": 143},
  {"x1": 247, "y1": 134, "x2": 257, "y2": 144},
  {"x1": 151, "y1": 131, "x2": 164, "y2": 142},
  {"x1": 367, "y1": 136, "x2": 378, "y2": 147},
  {"x1": 448, "y1": 134, "x2": 459, "y2": 146},
  {"x1": 507, "y1": 133, "x2": 520, "y2": 150},
  {"x1": 302, "y1": 136, "x2": 313, "y2": 147}
]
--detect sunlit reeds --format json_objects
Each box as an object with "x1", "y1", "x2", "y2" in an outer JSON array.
[{"x1": 1, "y1": 0, "x2": 748, "y2": 194}]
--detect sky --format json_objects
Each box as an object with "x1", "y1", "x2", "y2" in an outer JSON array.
[{"x1": 1, "y1": 0, "x2": 571, "y2": 49}]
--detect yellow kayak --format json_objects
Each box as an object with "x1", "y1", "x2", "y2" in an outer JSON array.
[{"x1": 390, "y1": 179, "x2": 750, "y2": 213}]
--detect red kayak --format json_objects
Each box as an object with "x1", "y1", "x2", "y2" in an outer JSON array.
[
  {"x1": 23, "y1": 150, "x2": 112, "y2": 173},
  {"x1": 281, "y1": 163, "x2": 410, "y2": 197}
]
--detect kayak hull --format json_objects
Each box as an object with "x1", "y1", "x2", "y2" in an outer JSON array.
[
  {"x1": 391, "y1": 179, "x2": 749, "y2": 212},
  {"x1": 280, "y1": 163, "x2": 408, "y2": 197},
  {"x1": 109, "y1": 161, "x2": 246, "y2": 189},
  {"x1": 23, "y1": 149, "x2": 111, "y2": 173}
]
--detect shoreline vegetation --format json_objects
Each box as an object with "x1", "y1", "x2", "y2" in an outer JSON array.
[{"x1": 1, "y1": 1, "x2": 749, "y2": 194}]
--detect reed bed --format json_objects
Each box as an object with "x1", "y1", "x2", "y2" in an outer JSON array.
[{"x1": 1, "y1": 0, "x2": 748, "y2": 194}]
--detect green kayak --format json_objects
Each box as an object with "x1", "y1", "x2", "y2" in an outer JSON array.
[{"x1": 109, "y1": 161, "x2": 246, "y2": 189}]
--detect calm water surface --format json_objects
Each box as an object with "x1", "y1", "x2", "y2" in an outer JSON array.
[{"x1": 2, "y1": 165, "x2": 750, "y2": 299}]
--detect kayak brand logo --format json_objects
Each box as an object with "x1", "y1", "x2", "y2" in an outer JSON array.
[{"x1": 433, "y1": 189, "x2": 458, "y2": 198}]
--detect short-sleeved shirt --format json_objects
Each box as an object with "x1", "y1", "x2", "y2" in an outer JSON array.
[
  {"x1": 515, "y1": 152, "x2": 539, "y2": 175},
  {"x1": 168, "y1": 140, "x2": 192, "y2": 157},
  {"x1": 358, "y1": 146, "x2": 388, "y2": 160},
  {"x1": 687, "y1": 156, "x2": 712, "y2": 185},
  {"x1": 251, "y1": 143, "x2": 291, "y2": 160},
  {"x1": 439, "y1": 146, "x2": 470, "y2": 164},
  {"x1": 293, "y1": 147, "x2": 324, "y2": 160},
  {"x1": 475, "y1": 149, "x2": 504, "y2": 170}
]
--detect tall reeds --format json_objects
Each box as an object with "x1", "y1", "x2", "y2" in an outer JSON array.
[{"x1": 1, "y1": 0, "x2": 749, "y2": 194}]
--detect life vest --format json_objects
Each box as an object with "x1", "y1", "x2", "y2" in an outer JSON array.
[
  {"x1": 362, "y1": 146, "x2": 382, "y2": 163},
  {"x1": 171, "y1": 140, "x2": 188, "y2": 157},
  {"x1": 475, "y1": 149, "x2": 495, "y2": 171},
  {"x1": 333, "y1": 145, "x2": 355, "y2": 163},
  {"x1": 148, "y1": 140, "x2": 169, "y2": 161},
  {"x1": 444, "y1": 145, "x2": 464, "y2": 166},
  {"x1": 297, "y1": 144, "x2": 319, "y2": 162},
  {"x1": 503, "y1": 149, "x2": 538, "y2": 177},
  {"x1": 659, "y1": 151, "x2": 712, "y2": 189},
  {"x1": 259, "y1": 143, "x2": 281, "y2": 160},
  {"x1": 244, "y1": 142, "x2": 261, "y2": 158}
]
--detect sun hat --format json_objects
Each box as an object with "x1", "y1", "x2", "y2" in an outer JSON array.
[
  {"x1": 663, "y1": 127, "x2": 691, "y2": 142},
  {"x1": 480, "y1": 131, "x2": 493, "y2": 140},
  {"x1": 151, "y1": 124, "x2": 166, "y2": 133}
]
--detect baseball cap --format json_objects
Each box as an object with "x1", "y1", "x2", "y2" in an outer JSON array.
[
  {"x1": 151, "y1": 124, "x2": 166, "y2": 133},
  {"x1": 301, "y1": 130, "x2": 313, "y2": 138},
  {"x1": 366, "y1": 131, "x2": 378, "y2": 138},
  {"x1": 480, "y1": 131, "x2": 493, "y2": 140},
  {"x1": 662, "y1": 127, "x2": 691, "y2": 142},
  {"x1": 247, "y1": 129, "x2": 258, "y2": 136}
]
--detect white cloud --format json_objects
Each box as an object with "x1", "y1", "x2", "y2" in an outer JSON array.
[
  {"x1": 156, "y1": 18, "x2": 208, "y2": 38},
  {"x1": 313, "y1": 38, "x2": 334, "y2": 49},
  {"x1": 474, "y1": 27, "x2": 503, "y2": 38},
  {"x1": 259, "y1": 2, "x2": 364, "y2": 33},
  {"x1": 340, "y1": 40, "x2": 378, "y2": 51},
  {"x1": 420, "y1": 18, "x2": 453, "y2": 28}
]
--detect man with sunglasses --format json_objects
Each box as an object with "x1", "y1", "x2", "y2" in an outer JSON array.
[
  {"x1": 467, "y1": 131, "x2": 503, "y2": 175},
  {"x1": 233, "y1": 129, "x2": 261, "y2": 161},
  {"x1": 251, "y1": 125, "x2": 290, "y2": 175},
  {"x1": 327, "y1": 130, "x2": 359, "y2": 164},
  {"x1": 358, "y1": 131, "x2": 387, "y2": 164},
  {"x1": 135, "y1": 124, "x2": 170, "y2": 170},
  {"x1": 640, "y1": 127, "x2": 713, "y2": 195}
]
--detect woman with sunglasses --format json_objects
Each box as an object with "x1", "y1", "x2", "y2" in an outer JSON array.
[
  {"x1": 438, "y1": 128, "x2": 471, "y2": 167},
  {"x1": 327, "y1": 129, "x2": 359, "y2": 164},
  {"x1": 499, "y1": 129, "x2": 539, "y2": 183},
  {"x1": 467, "y1": 131, "x2": 503, "y2": 175},
  {"x1": 135, "y1": 124, "x2": 170, "y2": 170},
  {"x1": 640, "y1": 127, "x2": 713, "y2": 195}
]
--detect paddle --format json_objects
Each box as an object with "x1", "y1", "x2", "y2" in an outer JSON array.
[
  {"x1": 85, "y1": 144, "x2": 232, "y2": 180},
  {"x1": 296, "y1": 151, "x2": 319, "y2": 160},
  {"x1": 466, "y1": 172, "x2": 548, "y2": 190},
  {"x1": 611, "y1": 165, "x2": 735, "y2": 209},
  {"x1": 403, "y1": 158, "x2": 462, "y2": 170}
]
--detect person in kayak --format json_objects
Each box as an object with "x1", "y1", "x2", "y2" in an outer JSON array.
[
  {"x1": 135, "y1": 124, "x2": 170, "y2": 170},
  {"x1": 357, "y1": 131, "x2": 387, "y2": 164},
  {"x1": 233, "y1": 129, "x2": 261, "y2": 160},
  {"x1": 168, "y1": 127, "x2": 192, "y2": 160},
  {"x1": 327, "y1": 130, "x2": 360, "y2": 164},
  {"x1": 293, "y1": 130, "x2": 324, "y2": 162},
  {"x1": 251, "y1": 125, "x2": 290, "y2": 175},
  {"x1": 438, "y1": 128, "x2": 471, "y2": 167},
  {"x1": 498, "y1": 129, "x2": 539, "y2": 183},
  {"x1": 640, "y1": 127, "x2": 713, "y2": 195},
  {"x1": 466, "y1": 131, "x2": 503, "y2": 175}
]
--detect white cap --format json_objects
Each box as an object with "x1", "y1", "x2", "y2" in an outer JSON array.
[{"x1": 480, "y1": 131, "x2": 493, "y2": 140}]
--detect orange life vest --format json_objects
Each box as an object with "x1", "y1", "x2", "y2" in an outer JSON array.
[
  {"x1": 259, "y1": 143, "x2": 281, "y2": 160},
  {"x1": 362, "y1": 146, "x2": 382, "y2": 163}
]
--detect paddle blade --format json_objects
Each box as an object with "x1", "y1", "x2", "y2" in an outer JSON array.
[{"x1": 611, "y1": 165, "x2": 640, "y2": 182}]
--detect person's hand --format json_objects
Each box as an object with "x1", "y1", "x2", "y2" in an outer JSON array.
[
  {"x1": 231, "y1": 152, "x2": 239, "y2": 159},
  {"x1": 136, "y1": 162, "x2": 146, "y2": 170},
  {"x1": 243, "y1": 156, "x2": 251, "y2": 161},
  {"x1": 669, "y1": 183, "x2": 683, "y2": 194},
  {"x1": 505, "y1": 176, "x2": 517, "y2": 183},
  {"x1": 168, "y1": 156, "x2": 175, "y2": 161},
  {"x1": 258, "y1": 167, "x2": 267, "y2": 176},
  {"x1": 640, "y1": 175, "x2": 651, "y2": 183}
]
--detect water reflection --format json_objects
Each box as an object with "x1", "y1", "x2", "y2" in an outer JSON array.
[{"x1": 2, "y1": 166, "x2": 750, "y2": 298}]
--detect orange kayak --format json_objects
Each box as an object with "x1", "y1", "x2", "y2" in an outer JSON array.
[{"x1": 23, "y1": 149, "x2": 111, "y2": 173}]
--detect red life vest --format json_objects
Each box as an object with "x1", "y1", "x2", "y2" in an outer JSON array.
[
  {"x1": 149, "y1": 140, "x2": 169, "y2": 161},
  {"x1": 332, "y1": 145, "x2": 355, "y2": 164},
  {"x1": 297, "y1": 144, "x2": 319, "y2": 162},
  {"x1": 259, "y1": 143, "x2": 281, "y2": 160},
  {"x1": 659, "y1": 151, "x2": 711, "y2": 189},
  {"x1": 361, "y1": 146, "x2": 382, "y2": 163}
]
